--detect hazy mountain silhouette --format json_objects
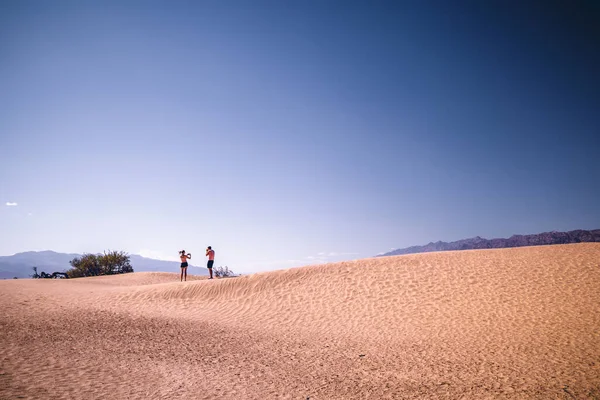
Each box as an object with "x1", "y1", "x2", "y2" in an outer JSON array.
[
  {"x1": 0, "y1": 251, "x2": 208, "y2": 279},
  {"x1": 379, "y1": 229, "x2": 600, "y2": 257}
]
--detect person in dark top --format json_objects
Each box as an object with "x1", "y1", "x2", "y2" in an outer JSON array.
[{"x1": 179, "y1": 250, "x2": 191, "y2": 282}]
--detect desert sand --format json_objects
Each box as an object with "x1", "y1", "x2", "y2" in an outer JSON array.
[{"x1": 1, "y1": 243, "x2": 599, "y2": 399}]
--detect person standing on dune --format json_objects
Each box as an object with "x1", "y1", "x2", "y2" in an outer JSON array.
[
  {"x1": 179, "y1": 250, "x2": 191, "y2": 282},
  {"x1": 206, "y1": 246, "x2": 215, "y2": 279}
]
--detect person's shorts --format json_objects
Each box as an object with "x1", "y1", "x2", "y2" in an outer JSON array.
[
  {"x1": 207, "y1": 260, "x2": 214, "y2": 269},
  {"x1": 181, "y1": 262, "x2": 188, "y2": 268}
]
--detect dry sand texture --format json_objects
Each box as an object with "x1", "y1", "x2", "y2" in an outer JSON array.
[{"x1": 1, "y1": 243, "x2": 599, "y2": 399}]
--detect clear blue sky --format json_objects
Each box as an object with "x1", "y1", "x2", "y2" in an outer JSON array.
[{"x1": 1, "y1": 1, "x2": 599, "y2": 273}]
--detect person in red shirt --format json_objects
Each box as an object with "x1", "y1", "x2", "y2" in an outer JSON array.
[{"x1": 205, "y1": 246, "x2": 215, "y2": 279}]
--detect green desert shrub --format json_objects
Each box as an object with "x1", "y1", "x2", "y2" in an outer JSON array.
[{"x1": 67, "y1": 251, "x2": 133, "y2": 278}]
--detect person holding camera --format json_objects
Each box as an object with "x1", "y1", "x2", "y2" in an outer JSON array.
[
  {"x1": 206, "y1": 246, "x2": 215, "y2": 279},
  {"x1": 179, "y1": 250, "x2": 192, "y2": 282}
]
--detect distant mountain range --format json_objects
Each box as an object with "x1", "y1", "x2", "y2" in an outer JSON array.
[
  {"x1": 4, "y1": 229, "x2": 598, "y2": 278},
  {"x1": 379, "y1": 229, "x2": 600, "y2": 257},
  {"x1": 0, "y1": 251, "x2": 208, "y2": 279}
]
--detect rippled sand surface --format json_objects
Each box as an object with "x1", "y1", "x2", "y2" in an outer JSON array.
[{"x1": 1, "y1": 244, "x2": 599, "y2": 399}]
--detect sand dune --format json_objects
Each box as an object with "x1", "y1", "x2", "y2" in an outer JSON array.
[{"x1": 1, "y1": 244, "x2": 599, "y2": 399}]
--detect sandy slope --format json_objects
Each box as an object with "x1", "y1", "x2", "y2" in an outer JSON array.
[{"x1": 1, "y1": 244, "x2": 599, "y2": 399}]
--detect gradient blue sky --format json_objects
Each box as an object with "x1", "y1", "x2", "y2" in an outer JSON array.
[{"x1": 1, "y1": 1, "x2": 599, "y2": 273}]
